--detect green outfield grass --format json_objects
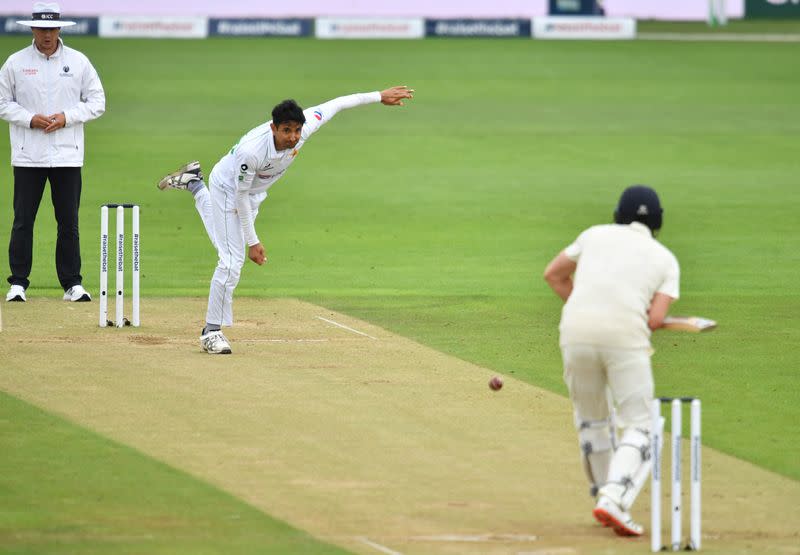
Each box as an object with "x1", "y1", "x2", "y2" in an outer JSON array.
[{"x1": 1, "y1": 22, "x2": 799, "y2": 552}]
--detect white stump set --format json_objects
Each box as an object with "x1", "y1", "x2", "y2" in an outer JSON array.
[
  {"x1": 652, "y1": 397, "x2": 701, "y2": 551},
  {"x1": 99, "y1": 204, "x2": 139, "y2": 328}
]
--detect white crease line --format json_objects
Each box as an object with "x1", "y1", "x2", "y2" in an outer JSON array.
[
  {"x1": 356, "y1": 536, "x2": 403, "y2": 555},
  {"x1": 239, "y1": 338, "x2": 329, "y2": 343},
  {"x1": 517, "y1": 549, "x2": 576, "y2": 555},
  {"x1": 315, "y1": 316, "x2": 377, "y2": 340},
  {"x1": 410, "y1": 533, "x2": 538, "y2": 542}
]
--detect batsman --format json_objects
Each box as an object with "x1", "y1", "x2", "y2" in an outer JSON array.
[
  {"x1": 158, "y1": 86, "x2": 413, "y2": 354},
  {"x1": 543, "y1": 185, "x2": 680, "y2": 537}
]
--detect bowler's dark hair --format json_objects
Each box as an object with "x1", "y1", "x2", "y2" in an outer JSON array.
[{"x1": 271, "y1": 99, "x2": 306, "y2": 126}]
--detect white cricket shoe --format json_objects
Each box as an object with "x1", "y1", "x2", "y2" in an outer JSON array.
[
  {"x1": 200, "y1": 330, "x2": 232, "y2": 354},
  {"x1": 6, "y1": 284, "x2": 26, "y2": 302},
  {"x1": 158, "y1": 161, "x2": 203, "y2": 190},
  {"x1": 592, "y1": 495, "x2": 644, "y2": 537},
  {"x1": 63, "y1": 285, "x2": 91, "y2": 302}
]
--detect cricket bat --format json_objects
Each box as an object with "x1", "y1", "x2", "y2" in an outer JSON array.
[{"x1": 662, "y1": 316, "x2": 717, "y2": 332}]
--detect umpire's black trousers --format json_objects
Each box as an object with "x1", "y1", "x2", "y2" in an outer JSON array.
[{"x1": 7, "y1": 166, "x2": 83, "y2": 291}]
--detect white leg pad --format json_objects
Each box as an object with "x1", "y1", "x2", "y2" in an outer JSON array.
[
  {"x1": 579, "y1": 422, "x2": 614, "y2": 497},
  {"x1": 601, "y1": 427, "x2": 651, "y2": 511}
]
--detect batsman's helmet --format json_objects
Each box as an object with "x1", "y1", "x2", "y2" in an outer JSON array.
[{"x1": 613, "y1": 185, "x2": 663, "y2": 233}]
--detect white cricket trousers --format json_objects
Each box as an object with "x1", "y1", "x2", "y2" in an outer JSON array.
[
  {"x1": 194, "y1": 181, "x2": 266, "y2": 326},
  {"x1": 561, "y1": 344, "x2": 654, "y2": 432}
]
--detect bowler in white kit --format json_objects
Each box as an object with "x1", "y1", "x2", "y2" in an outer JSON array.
[{"x1": 159, "y1": 85, "x2": 413, "y2": 354}]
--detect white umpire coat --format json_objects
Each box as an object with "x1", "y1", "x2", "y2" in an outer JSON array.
[{"x1": 0, "y1": 38, "x2": 105, "y2": 167}]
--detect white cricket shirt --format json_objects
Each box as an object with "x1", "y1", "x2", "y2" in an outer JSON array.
[
  {"x1": 209, "y1": 91, "x2": 381, "y2": 246},
  {"x1": 559, "y1": 222, "x2": 680, "y2": 349}
]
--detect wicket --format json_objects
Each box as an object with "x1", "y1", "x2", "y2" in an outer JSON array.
[
  {"x1": 651, "y1": 397, "x2": 701, "y2": 552},
  {"x1": 99, "y1": 204, "x2": 140, "y2": 327}
]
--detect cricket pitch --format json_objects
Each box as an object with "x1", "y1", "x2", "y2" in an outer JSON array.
[{"x1": 0, "y1": 298, "x2": 798, "y2": 554}]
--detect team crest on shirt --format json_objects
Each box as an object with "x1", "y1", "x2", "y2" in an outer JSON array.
[{"x1": 313, "y1": 110, "x2": 323, "y2": 121}]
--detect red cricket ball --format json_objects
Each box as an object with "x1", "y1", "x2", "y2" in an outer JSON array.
[{"x1": 489, "y1": 376, "x2": 503, "y2": 391}]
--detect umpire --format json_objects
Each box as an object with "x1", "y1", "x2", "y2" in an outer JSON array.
[{"x1": 0, "y1": 2, "x2": 105, "y2": 303}]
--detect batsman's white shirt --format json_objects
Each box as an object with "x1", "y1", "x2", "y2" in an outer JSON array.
[
  {"x1": 559, "y1": 222, "x2": 680, "y2": 349},
  {"x1": 209, "y1": 91, "x2": 381, "y2": 247},
  {"x1": 199, "y1": 91, "x2": 381, "y2": 327}
]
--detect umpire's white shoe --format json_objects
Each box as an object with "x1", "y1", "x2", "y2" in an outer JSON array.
[
  {"x1": 200, "y1": 330, "x2": 232, "y2": 354},
  {"x1": 6, "y1": 284, "x2": 26, "y2": 302},
  {"x1": 592, "y1": 495, "x2": 644, "y2": 537},
  {"x1": 158, "y1": 161, "x2": 203, "y2": 190},
  {"x1": 63, "y1": 285, "x2": 91, "y2": 302}
]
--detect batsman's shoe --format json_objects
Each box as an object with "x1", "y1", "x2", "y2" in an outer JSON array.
[
  {"x1": 200, "y1": 330, "x2": 232, "y2": 355},
  {"x1": 6, "y1": 284, "x2": 26, "y2": 302},
  {"x1": 63, "y1": 285, "x2": 91, "y2": 302},
  {"x1": 158, "y1": 161, "x2": 203, "y2": 190},
  {"x1": 592, "y1": 496, "x2": 644, "y2": 537}
]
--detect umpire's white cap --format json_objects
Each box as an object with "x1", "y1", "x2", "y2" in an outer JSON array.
[{"x1": 17, "y1": 2, "x2": 76, "y2": 28}]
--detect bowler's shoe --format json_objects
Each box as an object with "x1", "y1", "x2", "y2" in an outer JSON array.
[
  {"x1": 200, "y1": 330, "x2": 232, "y2": 354},
  {"x1": 158, "y1": 161, "x2": 203, "y2": 190}
]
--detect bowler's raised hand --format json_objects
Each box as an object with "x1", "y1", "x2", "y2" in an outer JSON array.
[{"x1": 380, "y1": 86, "x2": 414, "y2": 106}]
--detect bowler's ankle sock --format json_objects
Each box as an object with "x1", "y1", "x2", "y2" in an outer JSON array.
[
  {"x1": 203, "y1": 323, "x2": 221, "y2": 335},
  {"x1": 188, "y1": 180, "x2": 205, "y2": 195}
]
